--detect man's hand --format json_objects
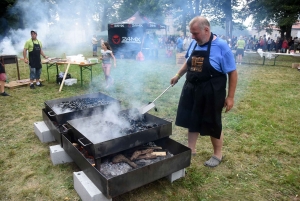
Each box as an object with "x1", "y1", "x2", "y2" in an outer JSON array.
[
  {"x1": 224, "y1": 97, "x2": 234, "y2": 113},
  {"x1": 24, "y1": 58, "x2": 28, "y2": 64},
  {"x1": 170, "y1": 75, "x2": 180, "y2": 86}
]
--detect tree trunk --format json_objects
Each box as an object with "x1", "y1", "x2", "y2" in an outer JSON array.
[
  {"x1": 101, "y1": 5, "x2": 109, "y2": 31},
  {"x1": 182, "y1": 4, "x2": 188, "y2": 36},
  {"x1": 280, "y1": 25, "x2": 292, "y2": 39},
  {"x1": 195, "y1": 0, "x2": 200, "y2": 16},
  {"x1": 285, "y1": 25, "x2": 292, "y2": 39},
  {"x1": 223, "y1": 0, "x2": 233, "y2": 38}
]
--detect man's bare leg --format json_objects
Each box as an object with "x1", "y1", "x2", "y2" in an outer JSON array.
[
  {"x1": 210, "y1": 132, "x2": 223, "y2": 160},
  {"x1": 188, "y1": 132, "x2": 199, "y2": 154}
]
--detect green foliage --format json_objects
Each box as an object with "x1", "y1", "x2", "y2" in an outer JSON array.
[
  {"x1": 246, "y1": 0, "x2": 300, "y2": 38},
  {"x1": 117, "y1": 0, "x2": 165, "y2": 23},
  {"x1": 0, "y1": 0, "x2": 19, "y2": 35}
]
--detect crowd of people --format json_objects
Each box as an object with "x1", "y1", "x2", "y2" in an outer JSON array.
[
  {"x1": 220, "y1": 34, "x2": 299, "y2": 53},
  {"x1": 8, "y1": 29, "x2": 297, "y2": 94}
]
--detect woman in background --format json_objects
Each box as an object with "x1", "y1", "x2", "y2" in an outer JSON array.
[
  {"x1": 0, "y1": 58, "x2": 9, "y2": 96},
  {"x1": 99, "y1": 42, "x2": 116, "y2": 88},
  {"x1": 281, "y1": 37, "x2": 288, "y2": 53}
]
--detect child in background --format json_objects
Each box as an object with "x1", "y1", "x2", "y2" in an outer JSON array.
[
  {"x1": 0, "y1": 58, "x2": 9, "y2": 96},
  {"x1": 99, "y1": 42, "x2": 116, "y2": 88}
]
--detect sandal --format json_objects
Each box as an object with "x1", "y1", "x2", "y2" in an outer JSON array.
[{"x1": 204, "y1": 155, "x2": 223, "y2": 167}]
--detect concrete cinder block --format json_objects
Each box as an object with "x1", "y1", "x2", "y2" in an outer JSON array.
[
  {"x1": 49, "y1": 145, "x2": 73, "y2": 165},
  {"x1": 73, "y1": 171, "x2": 112, "y2": 201},
  {"x1": 34, "y1": 121, "x2": 55, "y2": 143},
  {"x1": 166, "y1": 168, "x2": 185, "y2": 183}
]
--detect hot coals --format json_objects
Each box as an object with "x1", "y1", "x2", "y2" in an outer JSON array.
[{"x1": 52, "y1": 97, "x2": 113, "y2": 114}]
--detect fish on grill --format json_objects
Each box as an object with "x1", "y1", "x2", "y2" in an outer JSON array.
[{"x1": 112, "y1": 154, "x2": 137, "y2": 168}]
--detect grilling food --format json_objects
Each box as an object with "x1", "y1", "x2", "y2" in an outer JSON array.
[
  {"x1": 112, "y1": 154, "x2": 137, "y2": 168},
  {"x1": 130, "y1": 148, "x2": 154, "y2": 161},
  {"x1": 136, "y1": 153, "x2": 157, "y2": 160}
]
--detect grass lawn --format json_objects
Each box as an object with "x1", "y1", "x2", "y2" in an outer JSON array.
[{"x1": 0, "y1": 47, "x2": 300, "y2": 201}]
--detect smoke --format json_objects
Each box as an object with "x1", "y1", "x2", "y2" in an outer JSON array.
[
  {"x1": 71, "y1": 103, "x2": 131, "y2": 143},
  {"x1": 0, "y1": 0, "x2": 100, "y2": 55}
]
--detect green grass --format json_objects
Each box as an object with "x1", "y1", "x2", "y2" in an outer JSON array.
[{"x1": 0, "y1": 47, "x2": 300, "y2": 201}]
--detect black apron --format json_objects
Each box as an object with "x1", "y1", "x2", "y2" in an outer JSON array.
[
  {"x1": 29, "y1": 39, "x2": 42, "y2": 69},
  {"x1": 175, "y1": 33, "x2": 227, "y2": 139}
]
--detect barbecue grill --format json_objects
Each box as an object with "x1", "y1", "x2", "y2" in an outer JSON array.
[
  {"x1": 62, "y1": 108, "x2": 191, "y2": 198},
  {"x1": 43, "y1": 92, "x2": 121, "y2": 146},
  {"x1": 0, "y1": 55, "x2": 20, "y2": 80}
]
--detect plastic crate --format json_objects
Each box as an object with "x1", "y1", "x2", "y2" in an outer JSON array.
[{"x1": 64, "y1": 78, "x2": 77, "y2": 86}]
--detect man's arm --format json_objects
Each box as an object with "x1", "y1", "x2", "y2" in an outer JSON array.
[
  {"x1": 40, "y1": 49, "x2": 48, "y2": 59},
  {"x1": 224, "y1": 69, "x2": 237, "y2": 112},
  {"x1": 170, "y1": 61, "x2": 188, "y2": 86},
  {"x1": 23, "y1": 48, "x2": 28, "y2": 63}
]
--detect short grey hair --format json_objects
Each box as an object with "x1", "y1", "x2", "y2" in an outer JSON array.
[{"x1": 189, "y1": 16, "x2": 210, "y2": 30}]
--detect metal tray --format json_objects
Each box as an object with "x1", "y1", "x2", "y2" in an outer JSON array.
[
  {"x1": 62, "y1": 133, "x2": 191, "y2": 198},
  {"x1": 42, "y1": 108, "x2": 68, "y2": 146},
  {"x1": 66, "y1": 109, "x2": 172, "y2": 158},
  {"x1": 44, "y1": 92, "x2": 121, "y2": 125}
]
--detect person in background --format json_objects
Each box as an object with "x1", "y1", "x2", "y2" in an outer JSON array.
[
  {"x1": 183, "y1": 35, "x2": 192, "y2": 51},
  {"x1": 263, "y1": 35, "x2": 267, "y2": 51},
  {"x1": 267, "y1": 37, "x2": 272, "y2": 52},
  {"x1": 142, "y1": 34, "x2": 151, "y2": 59},
  {"x1": 152, "y1": 33, "x2": 159, "y2": 59},
  {"x1": 99, "y1": 42, "x2": 116, "y2": 88},
  {"x1": 176, "y1": 35, "x2": 184, "y2": 53},
  {"x1": 281, "y1": 37, "x2": 288, "y2": 53},
  {"x1": 236, "y1": 36, "x2": 245, "y2": 65},
  {"x1": 276, "y1": 37, "x2": 282, "y2": 53},
  {"x1": 294, "y1": 37, "x2": 299, "y2": 52},
  {"x1": 170, "y1": 16, "x2": 237, "y2": 167},
  {"x1": 23, "y1": 30, "x2": 48, "y2": 89},
  {"x1": 288, "y1": 37, "x2": 294, "y2": 53},
  {"x1": 0, "y1": 57, "x2": 9, "y2": 96},
  {"x1": 259, "y1": 36, "x2": 264, "y2": 50},
  {"x1": 92, "y1": 35, "x2": 99, "y2": 57},
  {"x1": 231, "y1": 36, "x2": 237, "y2": 49}
]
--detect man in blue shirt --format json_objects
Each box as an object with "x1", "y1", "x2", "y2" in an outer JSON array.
[{"x1": 170, "y1": 16, "x2": 237, "y2": 167}]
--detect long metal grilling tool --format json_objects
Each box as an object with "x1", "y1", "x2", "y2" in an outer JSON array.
[{"x1": 140, "y1": 84, "x2": 172, "y2": 114}]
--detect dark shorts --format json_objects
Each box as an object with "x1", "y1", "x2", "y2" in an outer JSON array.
[{"x1": 236, "y1": 48, "x2": 244, "y2": 56}]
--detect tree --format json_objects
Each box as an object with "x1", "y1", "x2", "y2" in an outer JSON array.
[
  {"x1": 244, "y1": 0, "x2": 300, "y2": 39},
  {"x1": 0, "y1": 0, "x2": 19, "y2": 36},
  {"x1": 92, "y1": 0, "x2": 121, "y2": 31},
  {"x1": 166, "y1": 0, "x2": 209, "y2": 36},
  {"x1": 165, "y1": 0, "x2": 246, "y2": 38},
  {"x1": 117, "y1": 0, "x2": 166, "y2": 24},
  {"x1": 204, "y1": 0, "x2": 247, "y2": 39}
]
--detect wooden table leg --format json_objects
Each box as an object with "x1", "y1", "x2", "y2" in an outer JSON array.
[{"x1": 59, "y1": 62, "x2": 70, "y2": 92}]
